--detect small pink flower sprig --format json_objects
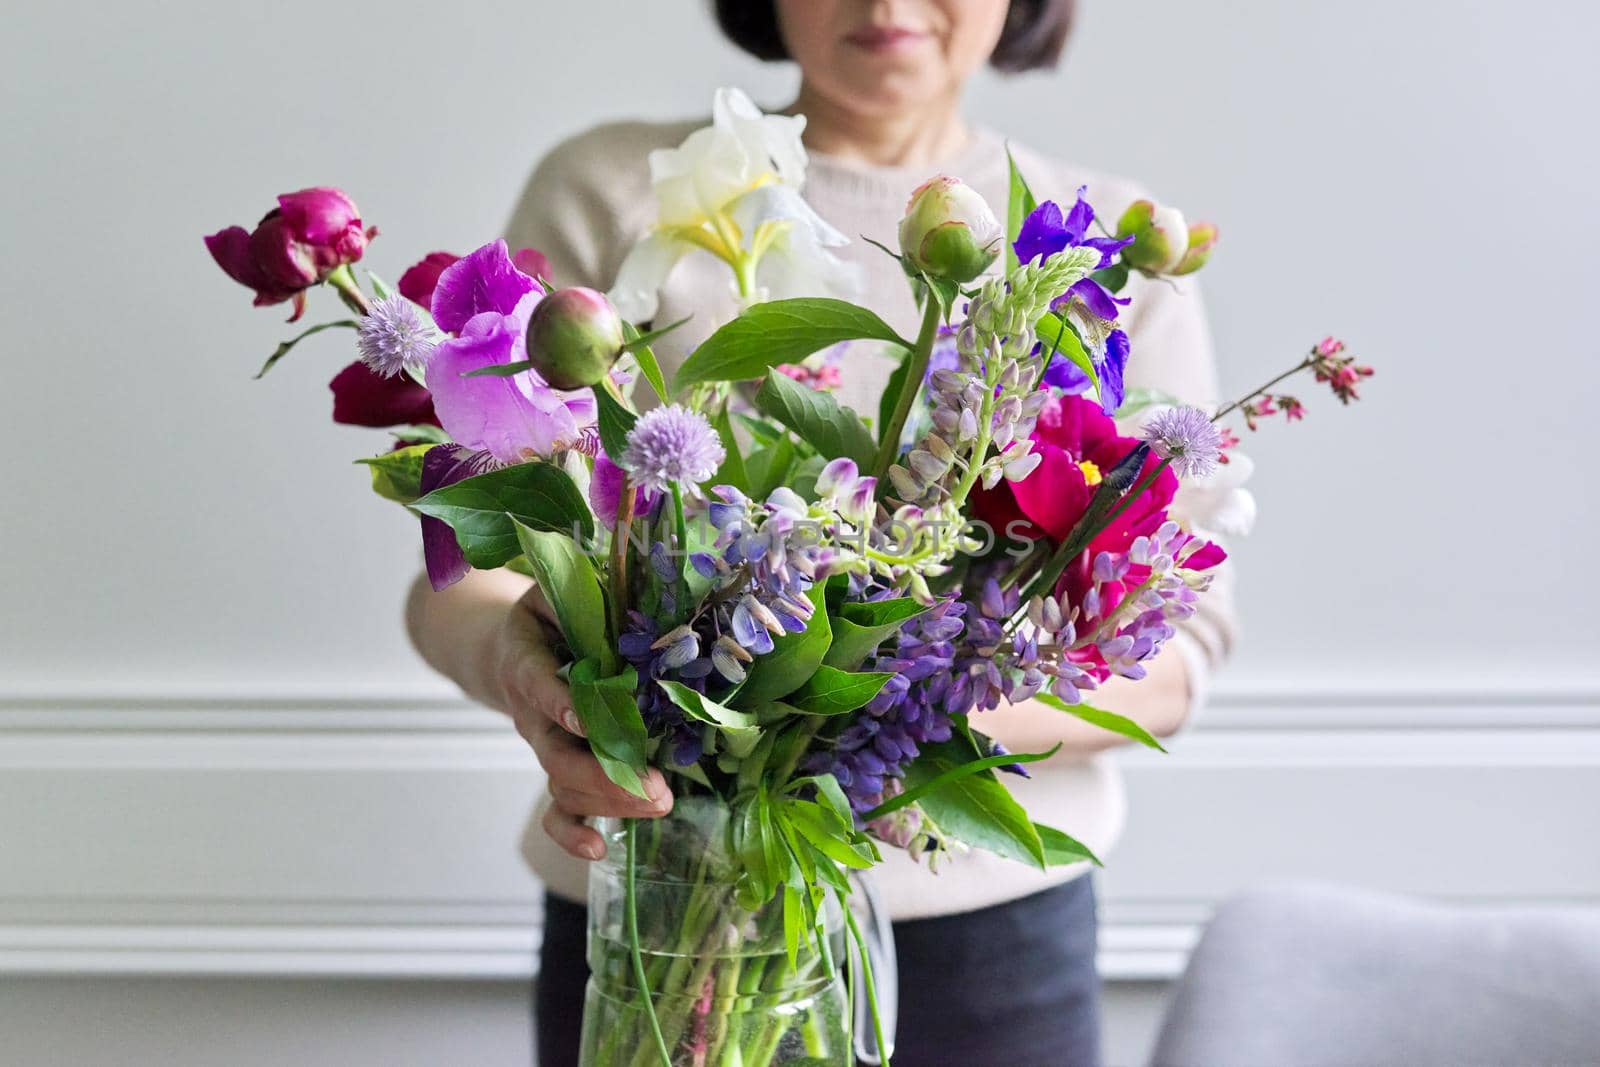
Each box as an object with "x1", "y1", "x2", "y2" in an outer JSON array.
[{"x1": 1214, "y1": 336, "x2": 1373, "y2": 439}]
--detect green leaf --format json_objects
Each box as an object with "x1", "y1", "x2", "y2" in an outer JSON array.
[
  {"x1": 593, "y1": 385, "x2": 637, "y2": 462},
  {"x1": 891, "y1": 742, "x2": 1056, "y2": 869},
  {"x1": 787, "y1": 666, "x2": 893, "y2": 716},
  {"x1": 710, "y1": 403, "x2": 750, "y2": 493},
  {"x1": 1092, "y1": 262, "x2": 1130, "y2": 294},
  {"x1": 785, "y1": 799, "x2": 875, "y2": 869},
  {"x1": 567, "y1": 660, "x2": 649, "y2": 799},
  {"x1": 1035, "y1": 822, "x2": 1103, "y2": 868},
  {"x1": 753, "y1": 371, "x2": 878, "y2": 470},
  {"x1": 824, "y1": 598, "x2": 932, "y2": 670},
  {"x1": 254, "y1": 319, "x2": 358, "y2": 379},
  {"x1": 390, "y1": 424, "x2": 451, "y2": 445},
  {"x1": 366, "y1": 272, "x2": 394, "y2": 300},
  {"x1": 511, "y1": 520, "x2": 613, "y2": 673},
  {"x1": 1033, "y1": 693, "x2": 1167, "y2": 752},
  {"x1": 922, "y1": 274, "x2": 961, "y2": 322},
  {"x1": 783, "y1": 883, "x2": 805, "y2": 970},
  {"x1": 1004, "y1": 146, "x2": 1039, "y2": 274},
  {"x1": 621, "y1": 315, "x2": 690, "y2": 353},
  {"x1": 622, "y1": 321, "x2": 670, "y2": 401},
  {"x1": 410, "y1": 461, "x2": 593, "y2": 570},
  {"x1": 878, "y1": 354, "x2": 910, "y2": 443},
  {"x1": 863, "y1": 744, "x2": 1058, "y2": 822},
  {"x1": 732, "y1": 584, "x2": 832, "y2": 707},
  {"x1": 745, "y1": 434, "x2": 796, "y2": 501},
  {"x1": 674, "y1": 298, "x2": 908, "y2": 390},
  {"x1": 354, "y1": 443, "x2": 434, "y2": 504},
  {"x1": 1035, "y1": 312, "x2": 1098, "y2": 393},
  {"x1": 656, "y1": 680, "x2": 761, "y2": 758}
]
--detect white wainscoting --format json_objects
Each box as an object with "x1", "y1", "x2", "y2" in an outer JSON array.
[{"x1": 2, "y1": 683, "x2": 1598, "y2": 983}]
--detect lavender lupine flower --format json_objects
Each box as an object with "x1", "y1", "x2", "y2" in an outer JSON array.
[
  {"x1": 804, "y1": 597, "x2": 969, "y2": 812},
  {"x1": 620, "y1": 404, "x2": 726, "y2": 493},
  {"x1": 618, "y1": 610, "x2": 708, "y2": 765},
  {"x1": 356, "y1": 295, "x2": 436, "y2": 378},
  {"x1": 1143, "y1": 405, "x2": 1223, "y2": 479}
]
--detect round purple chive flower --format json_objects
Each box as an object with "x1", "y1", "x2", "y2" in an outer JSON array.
[
  {"x1": 620, "y1": 404, "x2": 726, "y2": 493},
  {"x1": 1143, "y1": 405, "x2": 1223, "y2": 479},
  {"x1": 356, "y1": 295, "x2": 436, "y2": 378}
]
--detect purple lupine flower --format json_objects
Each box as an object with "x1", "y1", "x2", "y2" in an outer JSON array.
[
  {"x1": 619, "y1": 404, "x2": 726, "y2": 493},
  {"x1": 617, "y1": 611, "x2": 706, "y2": 765},
  {"x1": 1143, "y1": 405, "x2": 1223, "y2": 478},
  {"x1": 357, "y1": 294, "x2": 436, "y2": 378}
]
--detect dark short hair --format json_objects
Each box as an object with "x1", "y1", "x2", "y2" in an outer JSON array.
[{"x1": 714, "y1": 0, "x2": 1075, "y2": 73}]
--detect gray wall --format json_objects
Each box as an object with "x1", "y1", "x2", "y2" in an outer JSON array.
[{"x1": 3, "y1": 2, "x2": 1596, "y2": 1065}]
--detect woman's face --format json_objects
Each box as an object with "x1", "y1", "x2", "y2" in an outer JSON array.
[{"x1": 775, "y1": 0, "x2": 1010, "y2": 114}]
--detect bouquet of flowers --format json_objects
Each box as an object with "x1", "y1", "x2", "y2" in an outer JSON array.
[{"x1": 205, "y1": 88, "x2": 1370, "y2": 1067}]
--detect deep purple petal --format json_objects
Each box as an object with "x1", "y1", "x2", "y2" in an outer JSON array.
[
  {"x1": 1083, "y1": 234, "x2": 1134, "y2": 268},
  {"x1": 1068, "y1": 277, "x2": 1131, "y2": 322},
  {"x1": 419, "y1": 445, "x2": 488, "y2": 590},
  {"x1": 1043, "y1": 355, "x2": 1093, "y2": 394},
  {"x1": 1013, "y1": 201, "x2": 1068, "y2": 266},
  {"x1": 1061, "y1": 187, "x2": 1094, "y2": 243},
  {"x1": 1097, "y1": 330, "x2": 1131, "y2": 414},
  {"x1": 328, "y1": 360, "x2": 439, "y2": 427},
  {"x1": 430, "y1": 240, "x2": 536, "y2": 334}
]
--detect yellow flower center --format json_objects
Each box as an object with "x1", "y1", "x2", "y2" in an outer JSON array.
[{"x1": 1079, "y1": 459, "x2": 1103, "y2": 486}]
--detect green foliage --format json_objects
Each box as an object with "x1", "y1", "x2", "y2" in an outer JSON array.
[
  {"x1": 786, "y1": 666, "x2": 894, "y2": 716},
  {"x1": 568, "y1": 660, "x2": 650, "y2": 799},
  {"x1": 1035, "y1": 311, "x2": 1098, "y2": 393},
  {"x1": 254, "y1": 319, "x2": 358, "y2": 379},
  {"x1": 823, "y1": 598, "x2": 931, "y2": 670},
  {"x1": 1004, "y1": 147, "x2": 1039, "y2": 274},
  {"x1": 354, "y1": 443, "x2": 433, "y2": 504},
  {"x1": 656, "y1": 680, "x2": 761, "y2": 758},
  {"x1": 511, "y1": 520, "x2": 613, "y2": 673},
  {"x1": 1035, "y1": 822, "x2": 1103, "y2": 867},
  {"x1": 1092, "y1": 262, "x2": 1130, "y2": 294},
  {"x1": 894, "y1": 740, "x2": 1057, "y2": 869},
  {"x1": 731, "y1": 584, "x2": 832, "y2": 706},
  {"x1": 753, "y1": 370, "x2": 878, "y2": 470},
  {"x1": 1117, "y1": 387, "x2": 1184, "y2": 418},
  {"x1": 673, "y1": 298, "x2": 908, "y2": 391},
  {"x1": 1033, "y1": 693, "x2": 1167, "y2": 752},
  {"x1": 709, "y1": 403, "x2": 749, "y2": 493},
  {"x1": 620, "y1": 320, "x2": 670, "y2": 400},
  {"x1": 620, "y1": 315, "x2": 690, "y2": 354},
  {"x1": 410, "y1": 461, "x2": 592, "y2": 570},
  {"x1": 593, "y1": 385, "x2": 637, "y2": 461},
  {"x1": 744, "y1": 433, "x2": 797, "y2": 501},
  {"x1": 877, "y1": 353, "x2": 911, "y2": 444},
  {"x1": 390, "y1": 424, "x2": 451, "y2": 445}
]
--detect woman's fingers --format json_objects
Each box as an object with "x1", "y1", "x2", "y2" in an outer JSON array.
[
  {"x1": 528, "y1": 724, "x2": 673, "y2": 816},
  {"x1": 542, "y1": 802, "x2": 606, "y2": 861},
  {"x1": 505, "y1": 624, "x2": 585, "y2": 736}
]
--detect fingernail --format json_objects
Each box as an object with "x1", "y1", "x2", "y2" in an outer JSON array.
[
  {"x1": 561, "y1": 709, "x2": 585, "y2": 736},
  {"x1": 581, "y1": 839, "x2": 605, "y2": 861}
]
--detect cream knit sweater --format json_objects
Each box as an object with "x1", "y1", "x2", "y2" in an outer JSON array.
[{"x1": 505, "y1": 118, "x2": 1235, "y2": 920}]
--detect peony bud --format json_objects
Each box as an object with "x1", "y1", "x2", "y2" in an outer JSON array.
[
  {"x1": 1171, "y1": 222, "x2": 1218, "y2": 275},
  {"x1": 897, "y1": 176, "x2": 1003, "y2": 283},
  {"x1": 205, "y1": 187, "x2": 374, "y2": 322},
  {"x1": 524, "y1": 287, "x2": 626, "y2": 389},
  {"x1": 1115, "y1": 199, "x2": 1189, "y2": 274}
]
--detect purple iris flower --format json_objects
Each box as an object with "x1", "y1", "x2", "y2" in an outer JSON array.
[
  {"x1": 1017, "y1": 191, "x2": 1135, "y2": 413},
  {"x1": 424, "y1": 241, "x2": 596, "y2": 464},
  {"x1": 418, "y1": 445, "x2": 499, "y2": 590}
]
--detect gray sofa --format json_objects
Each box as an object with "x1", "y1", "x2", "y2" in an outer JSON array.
[{"x1": 1149, "y1": 882, "x2": 1600, "y2": 1067}]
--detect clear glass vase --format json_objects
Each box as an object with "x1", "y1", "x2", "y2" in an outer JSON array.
[{"x1": 579, "y1": 797, "x2": 851, "y2": 1067}]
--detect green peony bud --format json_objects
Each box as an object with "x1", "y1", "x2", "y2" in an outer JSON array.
[
  {"x1": 1115, "y1": 199, "x2": 1190, "y2": 274},
  {"x1": 897, "y1": 176, "x2": 1003, "y2": 284},
  {"x1": 524, "y1": 287, "x2": 626, "y2": 389},
  {"x1": 1171, "y1": 221, "x2": 1218, "y2": 275}
]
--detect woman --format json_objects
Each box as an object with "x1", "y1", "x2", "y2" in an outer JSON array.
[{"x1": 406, "y1": 2, "x2": 1234, "y2": 1063}]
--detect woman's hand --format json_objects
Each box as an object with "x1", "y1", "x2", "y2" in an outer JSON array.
[
  {"x1": 490, "y1": 585, "x2": 674, "y2": 859},
  {"x1": 406, "y1": 570, "x2": 672, "y2": 861}
]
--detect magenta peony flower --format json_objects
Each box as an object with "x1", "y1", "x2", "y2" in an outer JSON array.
[
  {"x1": 424, "y1": 241, "x2": 595, "y2": 463},
  {"x1": 204, "y1": 187, "x2": 374, "y2": 322},
  {"x1": 328, "y1": 360, "x2": 438, "y2": 428}
]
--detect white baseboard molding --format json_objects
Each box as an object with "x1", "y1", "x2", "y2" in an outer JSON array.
[{"x1": 1, "y1": 682, "x2": 1596, "y2": 981}]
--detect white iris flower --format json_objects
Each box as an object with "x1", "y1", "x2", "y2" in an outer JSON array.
[{"x1": 608, "y1": 88, "x2": 861, "y2": 322}]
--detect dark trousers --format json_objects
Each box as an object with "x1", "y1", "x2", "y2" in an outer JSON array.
[{"x1": 535, "y1": 876, "x2": 1102, "y2": 1067}]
